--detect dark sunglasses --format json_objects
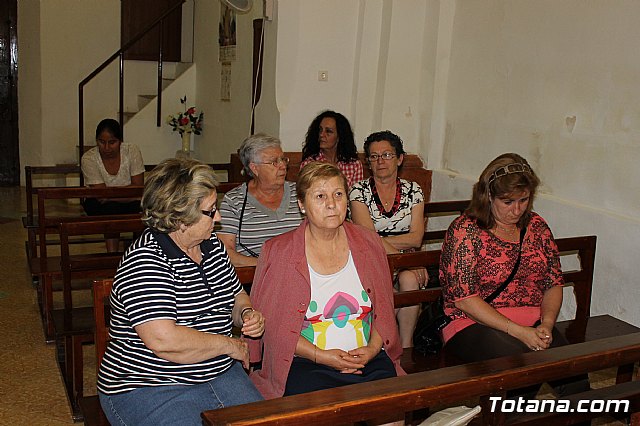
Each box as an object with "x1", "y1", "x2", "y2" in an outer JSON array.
[{"x1": 201, "y1": 206, "x2": 218, "y2": 218}]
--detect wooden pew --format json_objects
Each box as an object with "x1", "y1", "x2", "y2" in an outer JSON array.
[
  {"x1": 387, "y1": 235, "x2": 640, "y2": 378},
  {"x1": 54, "y1": 218, "x2": 145, "y2": 420},
  {"x1": 31, "y1": 186, "x2": 143, "y2": 341},
  {"x1": 201, "y1": 333, "x2": 640, "y2": 425},
  {"x1": 23, "y1": 162, "x2": 231, "y2": 261},
  {"x1": 78, "y1": 278, "x2": 112, "y2": 426},
  {"x1": 82, "y1": 275, "x2": 640, "y2": 426},
  {"x1": 423, "y1": 199, "x2": 470, "y2": 242},
  {"x1": 200, "y1": 236, "x2": 640, "y2": 424},
  {"x1": 23, "y1": 165, "x2": 82, "y2": 260}
]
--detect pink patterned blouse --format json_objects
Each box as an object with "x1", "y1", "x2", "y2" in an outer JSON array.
[{"x1": 440, "y1": 212, "x2": 563, "y2": 343}]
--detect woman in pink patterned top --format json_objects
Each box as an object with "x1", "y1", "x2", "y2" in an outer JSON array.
[
  {"x1": 440, "y1": 153, "x2": 588, "y2": 396},
  {"x1": 300, "y1": 110, "x2": 363, "y2": 188}
]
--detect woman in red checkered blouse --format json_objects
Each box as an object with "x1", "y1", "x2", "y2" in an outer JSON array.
[{"x1": 300, "y1": 110, "x2": 363, "y2": 188}]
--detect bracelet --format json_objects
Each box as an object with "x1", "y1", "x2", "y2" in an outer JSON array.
[
  {"x1": 505, "y1": 319, "x2": 511, "y2": 335},
  {"x1": 240, "y1": 307, "x2": 254, "y2": 320}
]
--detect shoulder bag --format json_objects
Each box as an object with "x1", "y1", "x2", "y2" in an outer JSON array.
[{"x1": 413, "y1": 227, "x2": 526, "y2": 355}]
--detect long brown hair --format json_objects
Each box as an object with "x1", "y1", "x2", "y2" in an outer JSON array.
[{"x1": 466, "y1": 153, "x2": 540, "y2": 230}]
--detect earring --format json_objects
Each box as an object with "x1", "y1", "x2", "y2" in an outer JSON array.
[{"x1": 301, "y1": 209, "x2": 306, "y2": 214}]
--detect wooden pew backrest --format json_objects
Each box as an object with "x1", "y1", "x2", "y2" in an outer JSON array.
[
  {"x1": 24, "y1": 164, "x2": 82, "y2": 224},
  {"x1": 93, "y1": 278, "x2": 113, "y2": 371},
  {"x1": 388, "y1": 235, "x2": 597, "y2": 324},
  {"x1": 59, "y1": 218, "x2": 144, "y2": 310},
  {"x1": 36, "y1": 185, "x2": 144, "y2": 262}
]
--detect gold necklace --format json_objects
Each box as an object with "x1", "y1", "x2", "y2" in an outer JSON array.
[{"x1": 495, "y1": 224, "x2": 517, "y2": 235}]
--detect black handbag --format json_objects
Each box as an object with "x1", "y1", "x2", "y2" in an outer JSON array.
[{"x1": 413, "y1": 227, "x2": 526, "y2": 355}]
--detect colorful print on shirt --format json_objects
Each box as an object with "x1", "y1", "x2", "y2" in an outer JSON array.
[{"x1": 302, "y1": 252, "x2": 372, "y2": 351}]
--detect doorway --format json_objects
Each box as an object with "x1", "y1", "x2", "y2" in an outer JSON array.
[
  {"x1": 0, "y1": 0, "x2": 19, "y2": 186},
  {"x1": 121, "y1": 0, "x2": 182, "y2": 62}
]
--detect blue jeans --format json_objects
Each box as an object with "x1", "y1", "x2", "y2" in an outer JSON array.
[{"x1": 99, "y1": 362, "x2": 263, "y2": 426}]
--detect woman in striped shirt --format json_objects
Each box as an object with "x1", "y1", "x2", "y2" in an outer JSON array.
[
  {"x1": 98, "y1": 158, "x2": 265, "y2": 426},
  {"x1": 218, "y1": 133, "x2": 304, "y2": 267}
]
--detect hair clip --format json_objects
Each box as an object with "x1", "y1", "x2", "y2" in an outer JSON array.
[{"x1": 488, "y1": 163, "x2": 532, "y2": 185}]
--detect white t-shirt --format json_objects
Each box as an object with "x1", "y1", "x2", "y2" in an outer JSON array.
[
  {"x1": 302, "y1": 251, "x2": 372, "y2": 351},
  {"x1": 81, "y1": 142, "x2": 145, "y2": 186}
]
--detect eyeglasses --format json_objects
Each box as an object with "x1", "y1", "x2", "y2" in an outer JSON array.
[
  {"x1": 201, "y1": 206, "x2": 218, "y2": 218},
  {"x1": 368, "y1": 152, "x2": 396, "y2": 162},
  {"x1": 255, "y1": 157, "x2": 290, "y2": 167}
]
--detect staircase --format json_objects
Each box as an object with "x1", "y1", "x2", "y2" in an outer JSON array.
[{"x1": 122, "y1": 60, "x2": 194, "y2": 125}]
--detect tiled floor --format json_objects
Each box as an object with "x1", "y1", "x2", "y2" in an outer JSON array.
[
  {"x1": 0, "y1": 187, "x2": 74, "y2": 424},
  {"x1": 0, "y1": 186, "x2": 631, "y2": 425}
]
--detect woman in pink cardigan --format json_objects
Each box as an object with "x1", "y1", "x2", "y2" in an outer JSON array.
[{"x1": 248, "y1": 162, "x2": 404, "y2": 399}]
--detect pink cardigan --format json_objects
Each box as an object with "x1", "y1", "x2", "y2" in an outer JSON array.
[{"x1": 248, "y1": 220, "x2": 405, "y2": 399}]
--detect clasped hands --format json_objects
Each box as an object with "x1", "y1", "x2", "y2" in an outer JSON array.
[
  {"x1": 320, "y1": 346, "x2": 379, "y2": 374},
  {"x1": 518, "y1": 323, "x2": 553, "y2": 352}
]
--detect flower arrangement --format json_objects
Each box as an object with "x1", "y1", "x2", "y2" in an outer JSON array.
[{"x1": 166, "y1": 96, "x2": 204, "y2": 136}]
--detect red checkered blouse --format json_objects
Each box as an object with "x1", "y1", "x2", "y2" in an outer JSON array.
[{"x1": 300, "y1": 152, "x2": 363, "y2": 188}]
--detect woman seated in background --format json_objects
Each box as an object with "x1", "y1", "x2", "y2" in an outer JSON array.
[
  {"x1": 248, "y1": 162, "x2": 404, "y2": 401},
  {"x1": 300, "y1": 110, "x2": 363, "y2": 188},
  {"x1": 440, "y1": 152, "x2": 589, "y2": 396},
  {"x1": 217, "y1": 133, "x2": 303, "y2": 267},
  {"x1": 98, "y1": 158, "x2": 264, "y2": 426},
  {"x1": 350, "y1": 131, "x2": 426, "y2": 348},
  {"x1": 81, "y1": 118, "x2": 145, "y2": 251}
]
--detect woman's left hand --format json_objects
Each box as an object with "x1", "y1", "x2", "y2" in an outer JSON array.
[
  {"x1": 241, "y1": 310, "x2": 265, "y2": 338},
  {"x1": 411, "y1": 267, "x2": 428, "y2": 289},
  {"x1": 347, "y1": 344, "x2": 380, "y2": 368},
  {"x1": 536, "y1": 323, "x2": 553, "y2": 347}
]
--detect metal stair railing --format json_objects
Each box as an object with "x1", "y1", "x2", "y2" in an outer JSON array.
[{"x1": 78, "y1": 0, "x2": 186, "y2": 169}]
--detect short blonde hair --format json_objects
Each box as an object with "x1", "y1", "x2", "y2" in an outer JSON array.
[
  {"x1": 296, "y1": 162, "x2": 348, "y2": 201},
  {"x1": 142, "y1": 158, "x2": 218, "y2": 232}
]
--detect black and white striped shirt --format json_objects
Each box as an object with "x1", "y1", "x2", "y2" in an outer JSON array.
[
  {"x1": 217, "y1": 182, "x2": 303, "y2": 256},
  {"x1": 97, "y1": 229, "x2": 242, "y2": 395}
]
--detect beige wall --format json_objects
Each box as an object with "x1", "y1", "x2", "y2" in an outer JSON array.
[
  {"x1": 434, "y1": 0, "x2": 640, "y2": 326},
  {"x1": 192, "y1": 0, "x2": 266, "y2": 163},
  {"x1": 273, "y1": 0, "x2": 440, "y2": 155},
  {"x1": 17, "y1": 0, "x2": 42, "y2": 169},
  {"x1": 19, "y1": 0, "x2": 120, "y2": 170}
]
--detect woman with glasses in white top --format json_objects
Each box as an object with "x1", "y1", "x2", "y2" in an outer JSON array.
[
  {"x1": 218, "y1": 133, "x2": 304, "y2": 267},
  {"x1": 349, "y1": 131, "x2": 426, "y2": 348}
]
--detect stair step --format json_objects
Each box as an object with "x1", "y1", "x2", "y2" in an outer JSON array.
[
  {"x1": 122, "y1": 111, "x2": 136, "y2": 124},
  {"x1": 137, "y1": 95, "x2": 155, "y2": 111},
  {"x1": 118, "y1": 62, "x2": 191, "y2": 125}
]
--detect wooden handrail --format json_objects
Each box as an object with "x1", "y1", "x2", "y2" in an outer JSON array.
[{"x1": 78, "y1": 0, "x2": 187, "y2": 171}]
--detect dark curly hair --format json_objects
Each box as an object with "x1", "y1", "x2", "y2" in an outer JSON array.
[{"x1": 302, "y1": 110, "x2": 358, "y2": 163}]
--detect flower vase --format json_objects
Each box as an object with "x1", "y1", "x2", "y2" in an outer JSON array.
[
  {"x1": 181, "y1": 132, "x2": 191, "y2": 153},
  {"x1": 177, "y1": 133, "x2": 193, "y2": 159}
]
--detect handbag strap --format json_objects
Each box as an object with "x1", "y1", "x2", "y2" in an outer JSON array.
[
  {"x1": 484, "y1": 226, "x2": 527, "y2": 304},
  {"x1": 236, "y1": 186, "x2": 259, "y2": 258}
]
